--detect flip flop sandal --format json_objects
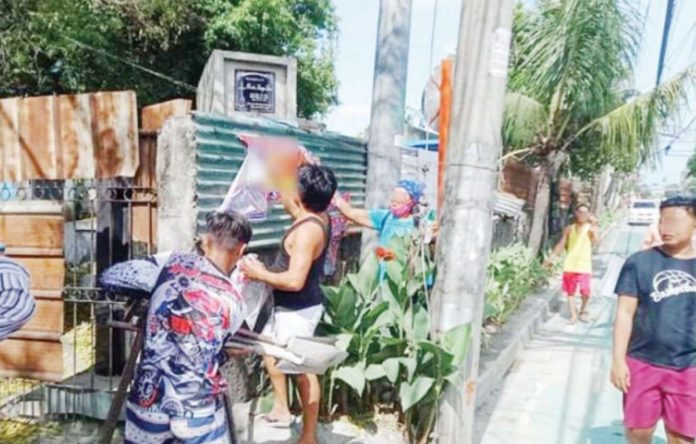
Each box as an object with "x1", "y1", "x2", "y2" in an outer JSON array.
[{"x1": 258, "y1": 414, "x2": 295, "y2": 428}]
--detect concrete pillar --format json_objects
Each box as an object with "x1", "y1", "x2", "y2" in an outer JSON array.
[{"x1": 157, "y1": 116, "x2": 198, "y2": 252}]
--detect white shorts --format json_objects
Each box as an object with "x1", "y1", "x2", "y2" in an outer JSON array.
[{"x1": 261, "y1": 305, "x2": 323, "y2": 347}]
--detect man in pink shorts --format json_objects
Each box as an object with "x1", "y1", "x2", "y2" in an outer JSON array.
[{"x1": 612, "y1": 196, "x2": 696, "y2": 444}]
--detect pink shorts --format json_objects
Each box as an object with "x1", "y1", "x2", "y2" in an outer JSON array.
[
  {"x1": 562, "y1": 272, "x2": 591, "y2": 297},
  {"x1": 624, "y1": 357, "x2": 696, "y2": 438}
]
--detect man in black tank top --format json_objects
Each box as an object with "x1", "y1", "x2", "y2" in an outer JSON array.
[{"x1": 240, "y1": 164, "x2": 336, "y2": 444}]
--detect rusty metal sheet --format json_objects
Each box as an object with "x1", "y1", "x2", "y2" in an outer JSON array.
[
  {"x1": 135, "y1": 131, "x2": 157, "y2": 188},
  {"x1": 501, "y1": 159, "x2": 538, "y2": 207},
  {"x1": 0, "y1": 97, "x2": 21, "y2": 182},
  {"x1": 132, "y1": 131, "x2": 158, "y2": 245},
  {"x1": 558, "y1": 179, "x2": 573, "y2": 208},
  {"x1": 0, "y1": 91, "x2": 139, "y2": 181},
  {"x1": 92, "y1": 91, "x2": 139, "y2": 178},
  {"x1": 59, "y1": 94, "x2": 95, "y2": 178},
  {"x1": 141, "y1": 99, "x2": 192, "y2": 132},
  {"x1": 19, "y1": 95, "x2": 59, "y2": 179}
]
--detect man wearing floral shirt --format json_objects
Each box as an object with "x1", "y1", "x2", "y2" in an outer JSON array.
[{"x1": 100, "y1": 212, "x2": 252, "y2": 444}]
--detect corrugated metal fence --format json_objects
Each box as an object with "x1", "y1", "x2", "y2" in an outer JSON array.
[{"x1": 192, "y1": 113, "x2": 367, "y2": 248}]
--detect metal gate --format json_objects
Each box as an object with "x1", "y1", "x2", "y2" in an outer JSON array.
[{"x1": 0, "y1": 179, "x2": 156, "y2": 442}]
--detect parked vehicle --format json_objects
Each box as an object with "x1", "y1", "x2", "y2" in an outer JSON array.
[{"x1": 628, "y1": 199, "x2": 659, "y2": 225}]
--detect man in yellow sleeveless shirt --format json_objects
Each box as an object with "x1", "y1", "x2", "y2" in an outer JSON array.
[{"x1": 549, "y1": 204, "x2": 600, "y2": 324}]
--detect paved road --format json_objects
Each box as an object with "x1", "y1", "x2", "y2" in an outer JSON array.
[{"x1": 476, "y1": 223, "x2": 669, "y2": 444}]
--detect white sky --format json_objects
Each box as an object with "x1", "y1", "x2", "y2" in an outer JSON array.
[{"x1": 321, "y1": 0, "x2": 696, "y2": 187}]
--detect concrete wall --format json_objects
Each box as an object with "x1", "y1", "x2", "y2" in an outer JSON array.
[{"x1": 156, "y1": 116, "x2": 198, "y2": 252}]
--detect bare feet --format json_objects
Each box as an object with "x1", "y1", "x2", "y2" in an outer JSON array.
[
  {"x1": 568, "y1": 316, "x2": 577, "y2": 326},
  {"x1": 579, "y1": 311, "x2": 589, "y2": 322}
]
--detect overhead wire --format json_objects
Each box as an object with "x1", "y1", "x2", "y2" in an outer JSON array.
[
  {"x1": 655, "y1": 0, "x2": 677, "y2": 87},
  {"x1": 60, "y1": 35, "x2": 198, "y2": 93}
]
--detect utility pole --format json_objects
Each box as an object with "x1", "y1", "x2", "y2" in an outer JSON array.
[
  {"x1": 431, "y1": 1, "x2": 514, "y2": 443},
  {"x1": 363, "y1": 0, "x2": 413, "y2": 253}
]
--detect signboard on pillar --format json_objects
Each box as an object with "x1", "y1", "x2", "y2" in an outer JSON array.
[
  {"x1": 198, "y1": 50, "x2": 297, "y2": 121},
  {"x1": 234, "y1": 70, "x2": 276, "y2": 113}
]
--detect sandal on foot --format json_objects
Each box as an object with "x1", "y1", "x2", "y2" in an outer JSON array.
[{"x1": 258, "y1": 414, "x2": 294, "y2": 428}]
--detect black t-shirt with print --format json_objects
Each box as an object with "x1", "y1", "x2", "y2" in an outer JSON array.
[{"x1": 615, "y1": 247, "x2": 696, "y2": 369}]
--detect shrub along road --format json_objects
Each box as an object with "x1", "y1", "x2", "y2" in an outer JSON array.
[{"x1": 475, "y1": 223, "x2": 667, "y2": 443}]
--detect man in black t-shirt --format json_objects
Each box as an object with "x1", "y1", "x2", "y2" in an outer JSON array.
[{"x1": 612, "y1": 197, "x2": 696, "y2": 444}]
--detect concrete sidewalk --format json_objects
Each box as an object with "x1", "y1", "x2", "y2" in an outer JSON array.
[{"x1": 476, "y1": 223, "x2": 668, "y2": 444}]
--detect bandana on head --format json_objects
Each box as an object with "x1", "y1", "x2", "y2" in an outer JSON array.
[{"x1": 397, "y1": 180, "x2": 425, "y2": 203}]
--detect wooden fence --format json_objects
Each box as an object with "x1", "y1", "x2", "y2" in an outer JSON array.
[{"x1": 0, "y1": 201, "x2": 65, "y2": 381}]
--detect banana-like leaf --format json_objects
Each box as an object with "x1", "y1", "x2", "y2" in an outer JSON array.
[
  {"x1": 365, "y1": 364, "x2": 386, "y2": 381},
  {"x1": 399, "y1": 376, "x2": 435, "y2": 411},
  {"x1": 442, "y1": 323, "x2": 472, "y2": 366},
  {"x1": 383, "y1": 358, "x2": 400, "y2": 384},
  {"x1": 412, "y1": 306, "x2": 430, "y2": 342},
  {"x1": 334, "y1": 361, "x2": 367, "y2": 396}
]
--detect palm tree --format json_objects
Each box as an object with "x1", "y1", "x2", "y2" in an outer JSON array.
[{"x1": 503, "y1": 0, "x2": 696, "y2": 253}]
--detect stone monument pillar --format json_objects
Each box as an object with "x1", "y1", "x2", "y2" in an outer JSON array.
[{"x1": 197, "y1": 50, "x2": 297, "y2": 121}]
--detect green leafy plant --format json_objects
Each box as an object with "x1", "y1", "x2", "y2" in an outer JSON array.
[
  {"x1": 484, "y1": 244, "x2": 549, "y2": 326},
  {"x1": 0, "y1": 0, "x2": 338, "y2": 118},
  {"x1": 320, "y1": 235, "x2": 470, "y2": 444}
]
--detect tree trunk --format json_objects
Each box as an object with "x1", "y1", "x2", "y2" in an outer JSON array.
[
  {"x1": 592, "y1": 166, "x2": 613, "y2": 217},
  {"x1": 605, "y1": 175, "x2": 620, "y2": 211},
  {"x1": 591, "y1": 175, "x2": 604, "y2": 216},
  {"x1": 528, "y1": 164, "x2": 551, "y2": 256},
  {"x1": 528, "y1": 151, "x2": 567, "y2": 255}
]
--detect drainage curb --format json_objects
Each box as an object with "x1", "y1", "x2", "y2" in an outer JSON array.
[{"x1": 475, "y1": 280, "x2": 562, "y2": 409}]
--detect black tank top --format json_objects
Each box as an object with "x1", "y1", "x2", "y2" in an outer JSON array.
[{"x1": 271, "y1": 215, "x2": 331, "y2": 310}]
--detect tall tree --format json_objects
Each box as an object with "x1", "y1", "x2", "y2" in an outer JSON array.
[
  {"x1": 503, "y1": 0, "x2": 696, "y2": 253},
  {"x1": 687, "y1": 152, "x2": 696, "y2": 179},
  {"x1": 0, "y1": 0, "x2": 338, "y2": 118}
]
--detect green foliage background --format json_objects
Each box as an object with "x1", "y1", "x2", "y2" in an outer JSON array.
[{"x1": 0, "y1": 0, "x2": 338, "y2": 118}]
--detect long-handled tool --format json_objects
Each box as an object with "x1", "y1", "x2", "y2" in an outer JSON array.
[
  {"x1": 229, "y1": 328, "x2": 348, "y2": 375},
  {"x1": 98, "y1": 325, "x2": 347, "y2": 442}
]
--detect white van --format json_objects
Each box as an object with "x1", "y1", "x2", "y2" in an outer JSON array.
[{"x1": 628, "y1": 199, "x2": 660, "y2": 225}]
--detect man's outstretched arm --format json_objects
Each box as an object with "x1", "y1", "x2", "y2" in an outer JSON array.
[
  {"x1": 333, "y1": 194, "x2": 374, "y2": 229},
  {"x1": 99, "y1": 253, "x2": 171, "y2": 298}
]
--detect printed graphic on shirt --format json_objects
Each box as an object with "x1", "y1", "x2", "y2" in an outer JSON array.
[
  {"x1": 614, "y1": 248, "x2": 696, "y2": 369},
  {"x1": 650, "y1": 269, "x2": 696, "y2": 302},
  {"x1": 120, "y1": 252, "x2": 244, "y2": 417}
]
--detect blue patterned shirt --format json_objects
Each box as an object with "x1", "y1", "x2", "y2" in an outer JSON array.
[{"x1": 0, "y1": 256, "x2": 35, "y2": 340}]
